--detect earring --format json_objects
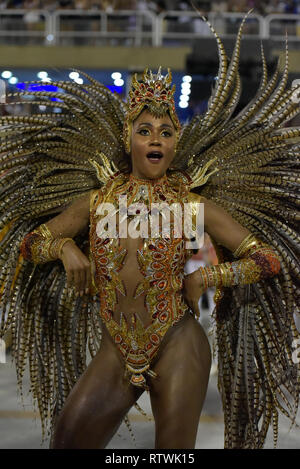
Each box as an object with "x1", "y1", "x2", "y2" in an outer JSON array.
[{"x1": 123, "y1": 120, "x2": 132, "y2": 154}]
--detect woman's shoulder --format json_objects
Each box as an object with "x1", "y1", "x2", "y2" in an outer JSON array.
[
  {"x1": 187, "y1": 192, "x2": 202, "y2": 203},
  {"x1": 89, "y1": 172, "x2": 129, "y2": 210}
]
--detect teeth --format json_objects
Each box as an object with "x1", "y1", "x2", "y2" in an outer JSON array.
[{"x1": 147, "y1": 153, "x2": 162, "y2": 159}]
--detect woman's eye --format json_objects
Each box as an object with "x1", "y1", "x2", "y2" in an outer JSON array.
[
  {"x1": 161, "y1": 131, "x2": 172, "y2": 137},
  {"x1": 138, "y1": 129, "x2": 150, "y2": 135}
]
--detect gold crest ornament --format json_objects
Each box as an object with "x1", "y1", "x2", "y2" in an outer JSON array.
[{"x1": 123, "y1": 67, "x2": 181, "y2": 154}]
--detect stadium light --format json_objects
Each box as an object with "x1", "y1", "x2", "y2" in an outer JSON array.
[
  {"x1": 37, "y1": 71, "x2": 48, "y2": 80},
  {"x1": 1, "y1": 71, "x2": 12, "y2": 79},
  {"x1": 114, "y1": 78, "x2": 124, "y2": 87},
  {"x1": 111, "y1": 72, "x2": 122, "y2": 80},
  {"x1": 69, "y1": 71, "x2": 79, "y2": 80},
  {"x1": 181, "y1": 82, "x2": 191, "y2": 93},
  {"x1": 179, "y1": 101, "x2": 188, "y2": 109},
  {"x1": 179, "y1": 94, "x2": 189, "y2": 103}
]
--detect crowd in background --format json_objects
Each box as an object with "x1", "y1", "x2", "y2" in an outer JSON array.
[{"x1": 0, "y1": 0, "x2": 300, "y2": 15}]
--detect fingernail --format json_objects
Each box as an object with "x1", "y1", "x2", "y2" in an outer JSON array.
[{"x1": 85, "y1": 288, "x2": 89, "y2": 294}]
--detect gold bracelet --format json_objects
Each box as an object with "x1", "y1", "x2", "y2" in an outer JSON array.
[
  {"x1": 28, "y1": 225, "x2": 54, "y2": 263},
  {"x1": 219, "y1": 263, "x2": 228, "y2": 287},
  {"x1": 39, "y1": 223, "x2": 54, "y2": 240},
  {"x1": 58, "y1": 238, "x2": 75, "y2": 258},
  {"x1": 49, "y1": 238, "x2": 75, "y2": 260},
  {"x1": 199, "y1": 267, "x2": 209, "y2": 289},
  {"x1": 233, "y1": 233, "x2": 257, "y2": 258}
]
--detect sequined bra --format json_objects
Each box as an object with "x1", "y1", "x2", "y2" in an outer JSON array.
[{"x1": 89, "y1": 171, "x2": 201, "y2": 388}]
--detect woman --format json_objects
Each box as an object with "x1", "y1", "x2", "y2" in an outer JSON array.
[
  {"x1": 1, "y1": 24, "x2": 299, "y2": 449},
  {"x1": 20, "y1": 98, "x2": 280, "y2": 448}
]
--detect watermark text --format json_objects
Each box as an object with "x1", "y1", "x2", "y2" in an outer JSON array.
[{"x1": 96, "y1": 198, "x2": 204, "y2": 249}]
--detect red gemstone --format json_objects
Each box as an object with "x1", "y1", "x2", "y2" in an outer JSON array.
[
  {"x1": 153, "y1": 252, "x2": 164, "y2": 260},
  {"x1": 159, "y1": 311, "x2": 168, "y2": 322},
  {"x1": 158, "y1": 280, "x2": 166, "y2": 289},
  {"x1": 104, "y1": 311, "x2": 111, "y2": 321},
  {"x1": 150, "y1": 333, "x2": 160, "y2": 345},
  {"x1": 157, "y1": 300, "x2": 167, "y2": 311},
  {"x1": 154, "y1": 271, "x2": 163, "y2": 279},
  {"x1": 157, "y1": 293, "x2": 166, "y2": 300}
]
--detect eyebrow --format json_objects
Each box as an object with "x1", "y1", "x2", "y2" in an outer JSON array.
[{"x1": 137, "y1": 122, "x2": 173, "y2": 129}]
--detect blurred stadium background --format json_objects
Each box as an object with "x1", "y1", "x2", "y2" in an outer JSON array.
[{"x1": 1, "y1": 0, "x2": 300, "y2": 125}]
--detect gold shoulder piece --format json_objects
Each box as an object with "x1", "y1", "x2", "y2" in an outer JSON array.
[
  {"x1": 89, "y1": 153, "x2": 118, "y2": 184},
  {"x1": 187, "y1": 192, "x2": 202, "y2": 232},
  {"x1": 90, "y1": 189, "x2": 101, "y2": 214},
  {"x1": 189, "y1": 157, "x2": 218, "y2": 189},
  {"x1": 187, "y1": 192, "x2": 202, "y2": 204}
]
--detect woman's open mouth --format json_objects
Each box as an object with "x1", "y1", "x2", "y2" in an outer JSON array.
[{"x1": 146, "y1": 151, "x2": 164, "y2": 164}]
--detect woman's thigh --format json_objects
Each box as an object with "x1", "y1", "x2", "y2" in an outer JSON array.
[
  {"x1": 149, "y1": 313, "x2": 212, "y2": 449},
  {"x1": 51, "y1": 326, "x2": 144, "y2": 449}
]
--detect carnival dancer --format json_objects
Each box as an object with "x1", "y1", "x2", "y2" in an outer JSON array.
[{"x1": 0, "y1": 17, "x2": 299, "y2": 449}]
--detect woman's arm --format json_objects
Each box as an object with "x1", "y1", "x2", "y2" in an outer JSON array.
[
  {"x1": 183, "y1": 196, "x2": 281, "y2": 316},
  {"x1": 20, "y1": 193, "x2": 92, "y2": 296},
  {"x1": 201, "y1": 196, "x2": 280, "y2": 284},
  {"x1": 202, "y1": 196, "x2": 250, "y2": 251}
]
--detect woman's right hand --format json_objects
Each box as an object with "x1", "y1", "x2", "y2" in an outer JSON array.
[
  {"x1": 60, "y1": 241, "x2": 92, "y2": 297},
  {"x1": 182, "y1": 269, "x2": 206, "y2": 318}
]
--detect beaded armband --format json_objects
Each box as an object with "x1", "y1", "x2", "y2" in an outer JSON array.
[
  {"x1": 20, "y1": 224, "x2": 74, "y2": 264},
  {"x1": 197, "y1": 234, "x2": 281, "y2": 289}
]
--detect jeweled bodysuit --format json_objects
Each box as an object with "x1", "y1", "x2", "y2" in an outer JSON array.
[{"x1": 90, "y1": 171, "x2": 201, "y2": 387}]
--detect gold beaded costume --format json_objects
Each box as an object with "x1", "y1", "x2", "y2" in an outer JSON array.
[
  {"x1": 1, "y1": 17, "x2": 300, "y2": 448},
  {"x1": 89, "y1": 171, "x2": 196, "y2": 388}
]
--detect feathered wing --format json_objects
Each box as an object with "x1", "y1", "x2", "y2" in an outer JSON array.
[
  {"x1": 176, "y1": 18, "x2": 300, "y2": 448},
  {"x1": 0, "y1": 73, "x2": 126, "y2": 438}
]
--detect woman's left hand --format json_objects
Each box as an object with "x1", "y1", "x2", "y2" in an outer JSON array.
[{"x1": 182, "y1": 269, "x2": 206, "y2": 318}]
